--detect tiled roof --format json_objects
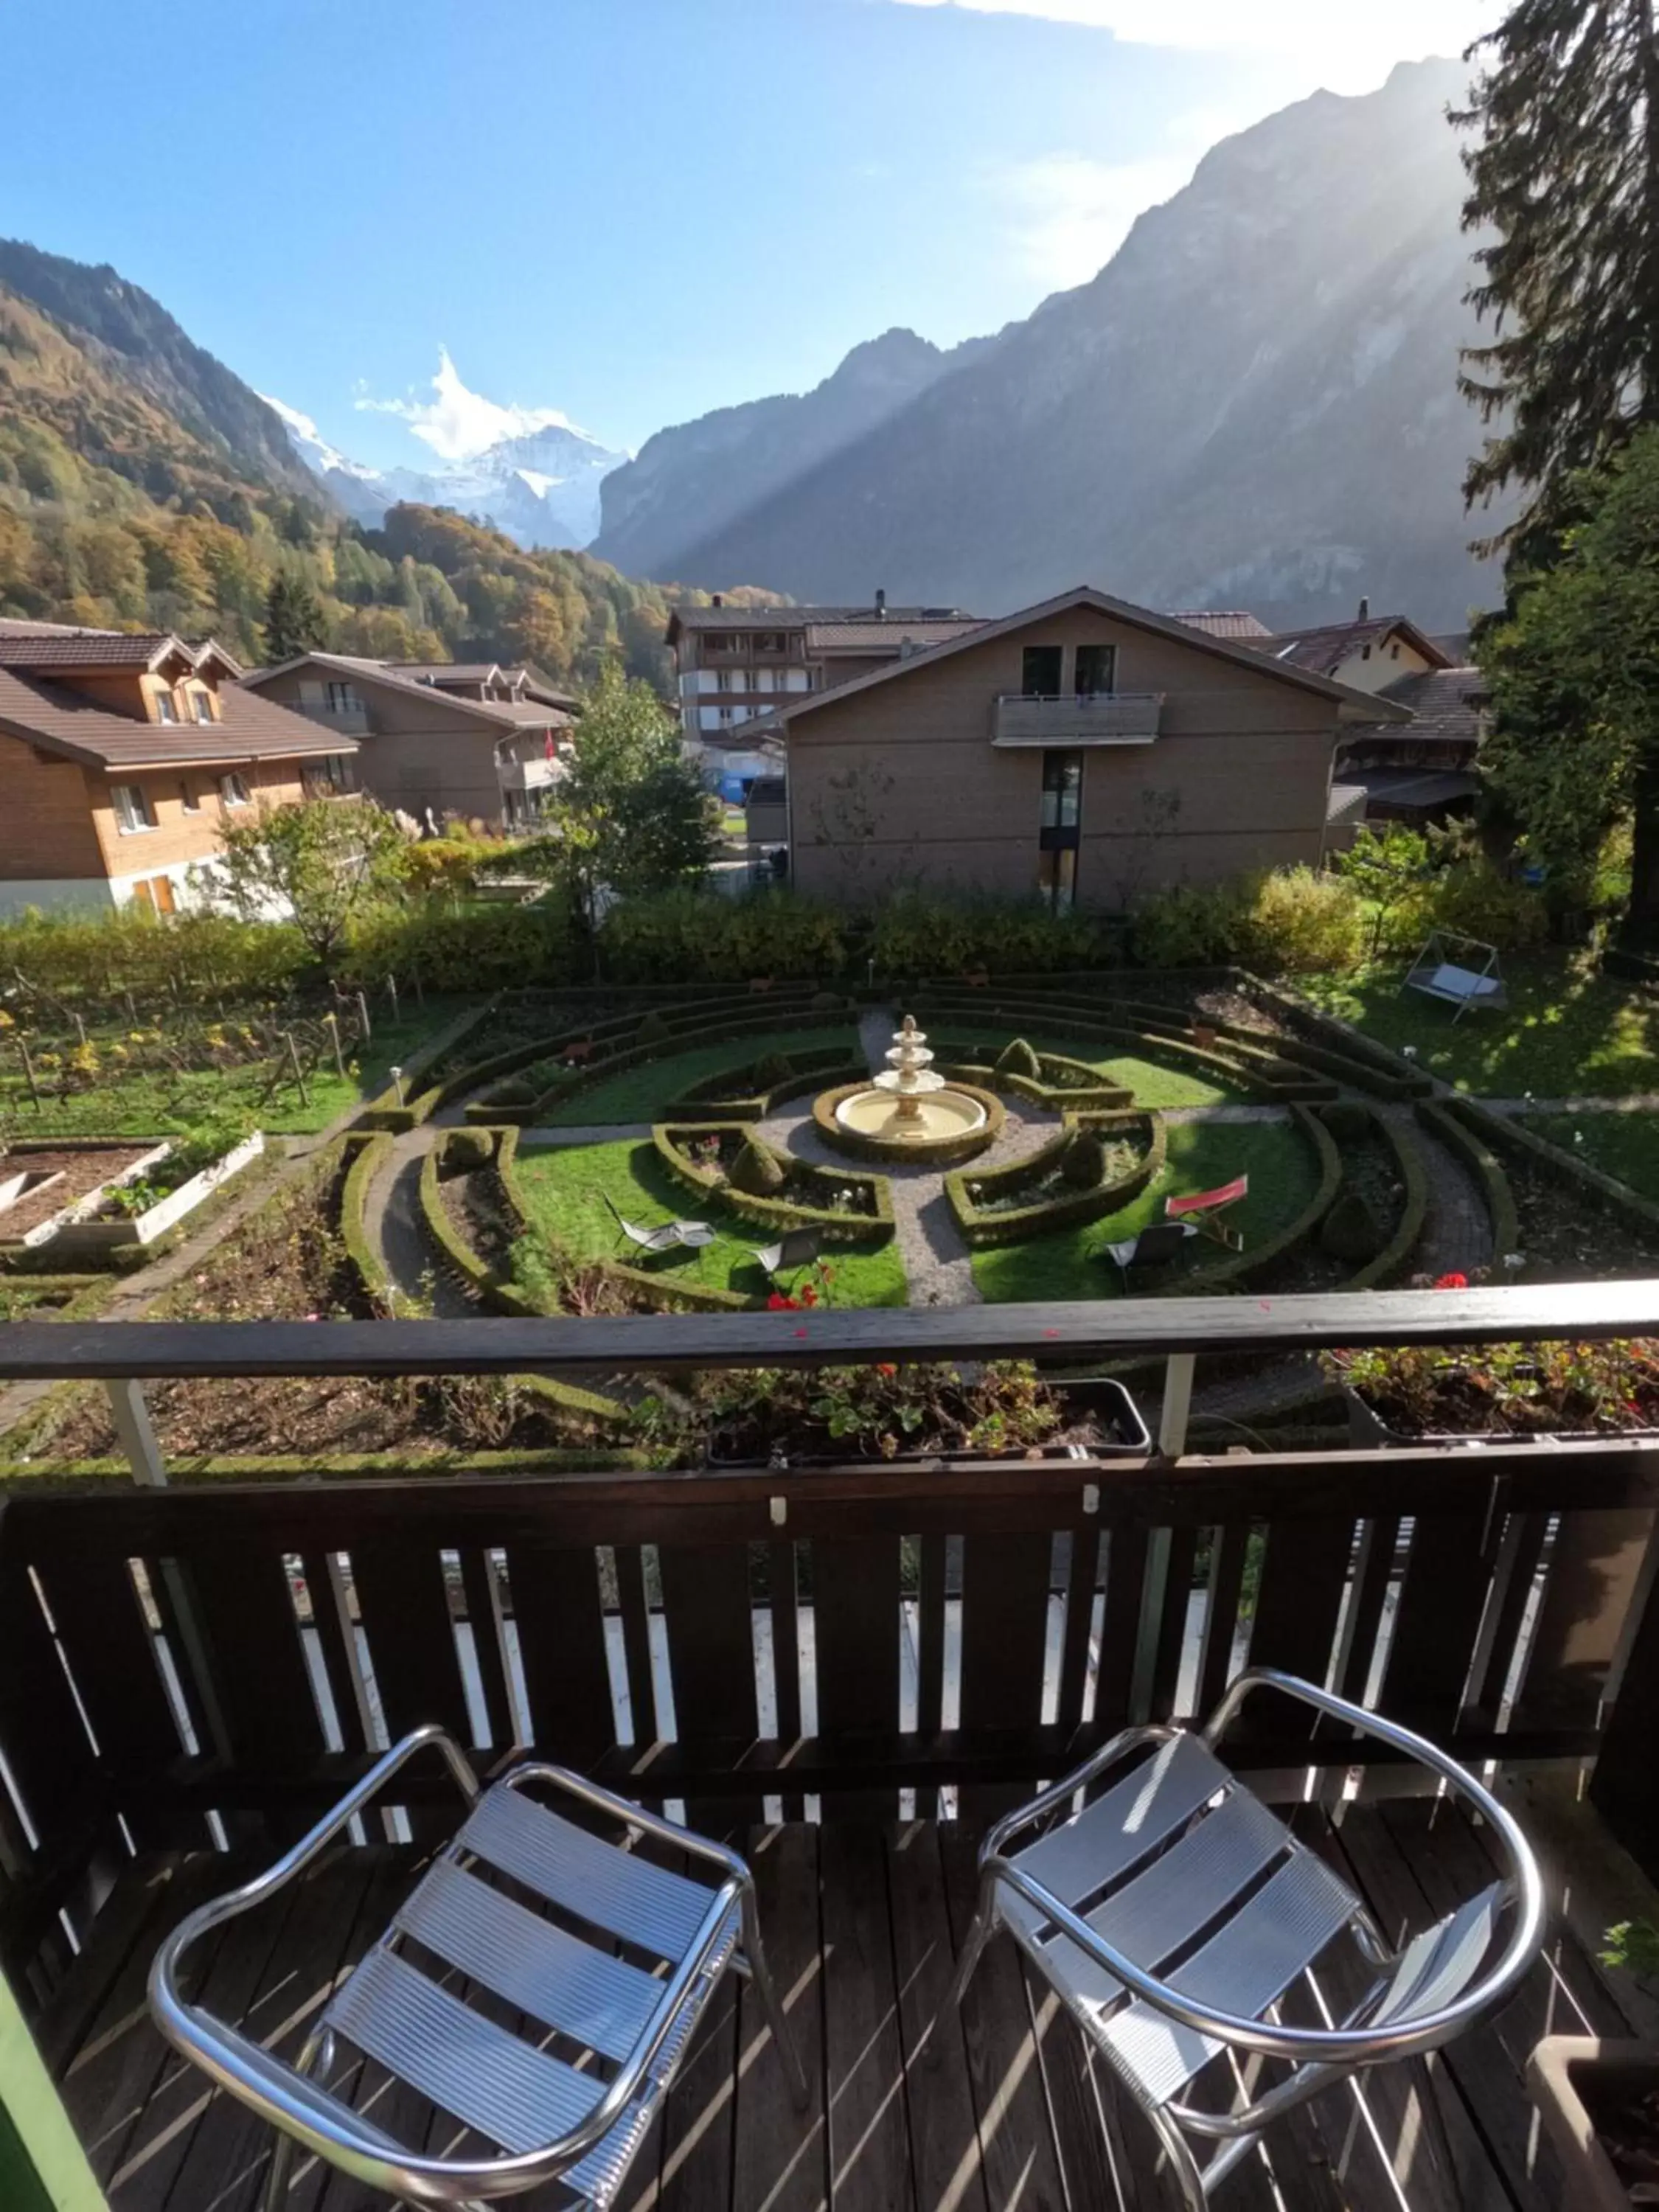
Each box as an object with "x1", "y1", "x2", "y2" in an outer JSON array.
[
  {"x1": 1348, "y1": 666, "x2": 1487, "y2": 744},
  {"x1": 1166, "y1": 610, "x2": 1273, "y2": 640},
  {"x1": 243, "y1": 653, "x2": 575, "y2": 731},
  {"x1": 0, "y1": 667, "x2": 355, "y2": 771},
  {"x1": 804, "y1": 620, "x2": 984, "y2": 652},
  {"x1": 1263, "y1": 617, "x2": 1452, "y2": 677},
  {"x1": 0, "y1": 630, "x2": 184, "y2": 671},
  {"x1": 392, "y1": 662, "x2": 503, "y2": 683},
  {"x1": 0, "y1": 616, "x2": 116, "y2": 638},
  {"x1": 671, "y1": 603, "x2": 970, "y2": 633},
  {"x1": 1347, "y1": 765, "x2": 1482, "y2": 812}
]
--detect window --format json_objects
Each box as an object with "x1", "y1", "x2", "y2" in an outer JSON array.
[
  {"x1": 304, "y1": 754, "x2": 354, "y2": 796},
  {"x1": 1037, "y1": 846, "x2": 1077, "y2": 914},
  {"x1": 111, "y1": 783, "x2": 156, "y2": 833},
  {"x1": 753, "y1": 630, "x2": 787, "y2": 654},
  {"x1": 178, "y1": 779, "x2": 201, "y2": 813},
  {"x1": 706, "y1": 633, "x2": 745, "y2": 655},
  {"x1": 131, "y1": 873, "x2": 176, "y2": 916},
  {"x1": 220, "y1": 772, "x2": 251, "y2": 807},
  {"x1": 153, "y1": 688, "x2": 178, "y2": 725},
  {"x1": 1074, "y1": 644, "x2": 1117, "y2": 697},
  {"x1": 1021, "y1": 645, "x2": 1063, "y2": 698},
  {"x1": 1040, "y1": 750, "x2": 1083, "y2": 832},
  {"x1": 325, "y1": 681, "x2": 361, "y2": 712},
  {"x1": 189, "y1": 689, "x2": 215, "y2": 725},
  {"x1": 1038, "y1": 750, "x2": 1082, "y2": 914}
]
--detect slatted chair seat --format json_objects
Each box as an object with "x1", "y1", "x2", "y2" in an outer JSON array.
[
  {"x1": 945, "y1": 1670, "x2": 1543, "y2": 2209},
  {"x1": 149, "y1": 1730, "x2": 805, "y2": 2211}
]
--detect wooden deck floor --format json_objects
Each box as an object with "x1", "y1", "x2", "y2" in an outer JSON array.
[{"x1": 33, "y1": 1792, "x2": 1638, "y2": 2212}]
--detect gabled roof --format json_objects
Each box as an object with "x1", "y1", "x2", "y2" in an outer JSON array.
[
  {"x1": 1345, "y1": 666, "x2": 1487, "y2": 745},
  {"x1": 242, "y1": 652, "x2": 576, "y2": 730},
  {"x1": 804, "y1": 619, "x2": 984, "y2": 653},
  {"x1": 1166, "y1": 610, "x2": 1274, "y2": 641},
  {"x1": 0, "y1": 627, "x2": 245, "y2": 679},
  {"x1": 0, "y1": 665, "x2": 355, "y2": 772},
  {"x1": 1262, "y1": 616, "x2": 1452, "y2": 678},
  {"x1": 770, "y1": 585, "x2": 1414, "y2": 727},
  {"x1": 665, "y1": 602, "x2": 971, "y2": 643}
]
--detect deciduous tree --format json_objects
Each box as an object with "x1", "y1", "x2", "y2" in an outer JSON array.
[{"x1": 206, "y1": 796, "x2": 410, "y2": 970}]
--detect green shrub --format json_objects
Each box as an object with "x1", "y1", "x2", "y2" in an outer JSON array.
[
  {"x1": 1130, "y1": 882, "x2": 1247, "y2": 969},
  {"x1": 810, "y1": 989, "x2": 845, "y2": 1012},
  {"x1": 995, "y1": 1037, "x2": 1042, "y2": 1079},
  {"x1": 597, "y1": 886, "x2": 848, "y2": 983},
  {"x1": 729, "y1": 1136, "x2": 787, "y2": 1196},
  {"x1": 342, "y1": 901, "x2": 568, "y2": 990},
  {"x1": 753, "y1": 1051, "x2": 795, "y2": 1091},
  {"x1": 870, "y1": 888, "x2": 1118, "y2": 977},
  {"x1": 1319, "y1": 1102, "x2": 1373, "y2": 1143},
  {"x1": 1060, "y1": 1126, "x2": 1107, "y2": 1189},
  {"x1": 636, "y1": 1009, "x2": 673, "y2": 1046},
  {"x1": 1237, "y1": 869, "x2": 1366, "y2": 974},
  {"x1": 0, "y1": 908, "x2": 309, "y2": 1002},
  {"x1": 445, "y1": 1128, "x2": 495, "y2": 1172},
  {"x1": 1425, "y1": 859, "x2": 1551, "y2": 953},
  {"x1": 489, "y1": 1074, "x2": 538, "y2": 1106},
  {"x1": 1321, "y1": 1189, "x2": 1385, "y2": 1262}
]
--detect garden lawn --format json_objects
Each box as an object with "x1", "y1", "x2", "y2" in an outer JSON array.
[
  {"x1": 1517, "y1": 1110, "x2": 1659, "y2": 1206},
  {"x1": 932, "y1": 1030, "x2": 1241, "y2": 1110},
  {"x1": 0, "y1": 999, "x2": 470, "y2": 1140},
  {"x1": 1298, "y1": 956, "x2": 1659, "y2": 1099},
  {"x1": 972, "y1": 1117, "x2": 1321, "y2": 1303},
  {"x1": 513, "y1": 1138, "x2": 908, "y2": 1307},
  {"x1": 539, "y1": 1026, "x2": 861, "y2": 1127}
]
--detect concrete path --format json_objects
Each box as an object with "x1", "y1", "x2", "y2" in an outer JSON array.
[
  {"x1": 360, "y1": 1128, "x2": 473, "y2": 1317},
  {"x1": 1377, "y1": 1102, "x2": 1493, "y2": 1280}
]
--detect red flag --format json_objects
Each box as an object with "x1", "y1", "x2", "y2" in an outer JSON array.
[{"x1": 544, "y1": 731, "x2": 556, "y2": 760}]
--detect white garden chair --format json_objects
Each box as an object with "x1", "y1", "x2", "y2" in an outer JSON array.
[
  {"x1": 942, "y1": 1669, "x2": 1543, "y2": 2208},
  {"x1": 600, "y1": 1189, "x2": 714, "y2": 1255},
  {"x1": 150, "y1": 1728, "x2": 807, "y2": 2209}
]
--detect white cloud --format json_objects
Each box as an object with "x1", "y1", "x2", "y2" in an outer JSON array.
[
  {"x1": 886, "y1": 0, "x2": 1501, "y2": 92},
  {"x1": 355, "y1": 348, "x2": 582, "y2": 461}
]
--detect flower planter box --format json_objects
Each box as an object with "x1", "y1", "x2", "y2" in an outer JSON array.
[
  {"x1": 44, "y1": 1131, "x2": 265, "y2": 1253},
  {"x1": 1529, "y1": 2036, "x2": 1659, "y2": 2210},
  {"x1": 1343, "y1": 1386, "x2": 1659, "y2": 1453},
  {"x1": 707, "y1": 1376, "x2": 1148, "y2": 1467},
  {"x1": 12, "y1": 1141, "x2": 172, "y2": 1250}
]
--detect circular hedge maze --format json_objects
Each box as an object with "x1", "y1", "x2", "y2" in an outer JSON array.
[{"x1": 378, "y1": 978, "x2": 1524, "y2": 1321}]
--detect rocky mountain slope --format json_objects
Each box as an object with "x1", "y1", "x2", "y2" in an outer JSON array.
[
  {"x1": 592, "y1": 326, "x2": 987, "y2": 579},
  {"x1": 590, "y1": 60, "x2": 1505, "y2": 630}
]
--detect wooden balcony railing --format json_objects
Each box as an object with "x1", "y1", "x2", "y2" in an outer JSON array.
[
  {"x1": 992, "y1": 692, "x2": 1165, "y2": 745},
  {"x1": 2, "y1": 1287, "x2": 1659, "y2": 1999}
]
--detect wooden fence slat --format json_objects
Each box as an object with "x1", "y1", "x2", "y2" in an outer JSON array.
[
  {"x1": 1512, "y1": 1510, "x2": 1656, "y2": 1733},
  {"x1": 1095, "y1": 1525, "x2": 1148, "y2": 1732},
  {"x1": 915, "y1": 1534, "x2": 947, "y2": 1739},
  {"x1": 177, "y1": 1544, "x2": 321, "y2": 1773},
  {"x1": 1196, "y1": 1522, "x2": 1248, "y2": 1718},
  {"x1": 659, "y1": 1543, "x2": 759, "y2": 1745},
  {"x1": 1056, "y1": 1526, "x2": 1102, "y2": 1738},
  {"x1": 770, "y1": 1540, "x2": 801, "y2": 1746},
  {"x1": 459, "y1": 1548, "x2": 515, "y2": 1751},
  {"x1": 1330, "y1": 1515, "x2": 1398, "y2": 1711},
  {"x1": 507, "y1": 1545, "x2": 613, "y2": 1767},
  {"x1": 811, "y1": 1540, "x2": 900, "y2": 1740},
  {"x1": 1241, "y1": 1517, "x2": 1354, "y2": 1742},
  {"x1": 959, "y1": 1532, "x2": 1053, "y2": 1736},
  {"x1": 1150, "y1": 1527, "x2": 1198, "y2": 1723},
  {"x1": 0, "y1": 1551, "x2": 100, "y2": 1848},
  {"x1": 349, "y1": 1540, "x2": 470, "y2": 1747},
  {"x1": 1381, "y1": 1511, "x2": 1493, "y2": 1740},
  {"x1": 615, "y1": 1545, "x2": 658, "y2": 1748},
  {"x1": 32, "y1": 1555, "x2": 181, "y2": 1783}
]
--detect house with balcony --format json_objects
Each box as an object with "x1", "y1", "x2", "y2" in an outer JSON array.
[
  {"x1": 241, "y1": 652, "x2": 578, "y2": 830},
  {"x1": 666, "y1": 594, "x2": 981, "y2": 798},
  {"x1": 0, "y1": 620, "x2": 358, "y2": 917},
  {"x1": 771, "y1": 585, "x2": 1409, "y2": 908}
]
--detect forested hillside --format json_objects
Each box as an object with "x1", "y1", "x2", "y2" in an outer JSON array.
[{"x1": 0, "y1": 244, "x2": 763, "y2": 692}]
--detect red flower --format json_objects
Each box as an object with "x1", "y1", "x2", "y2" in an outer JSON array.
[
  {"x1": 800, "y1": 1284, "x2": 819, "y2": 1307},
  {"x1": 876, "y1": 1363, "x2": 897, "y2": 1377},
  {"x1": 1435, "y1": 1272, "x2": 1469, "y2": 1290},
  {"x1": 767, "y1": 1292, "x2": 799, "y2": 1311}
]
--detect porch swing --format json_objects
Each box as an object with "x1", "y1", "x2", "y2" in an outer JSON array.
[{"x1": 1401, "y1": 929, "x2": 1508, "y2": 1022}]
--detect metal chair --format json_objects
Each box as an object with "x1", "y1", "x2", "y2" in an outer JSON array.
[
  {"x1": 1102, "y1": 1219, "x2": 1198, "y2": 1287},
  {"x1": 748, "y1": 1224, "x2": 821, "y2": 1284},
  {"x1": 942, "y1": 1669, "x2": 1544, "y2": 2209},
  {"x1": 599, "y1": 1188, "x2": 714, "y2": 1256},
  {"x1": 150, "y1": 1728, "x2": 807, "y2": 2210}
]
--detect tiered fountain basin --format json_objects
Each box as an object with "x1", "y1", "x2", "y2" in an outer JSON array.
[{"x1": 814, "y1": 1016, "x2": 1003, "y2": 1166}]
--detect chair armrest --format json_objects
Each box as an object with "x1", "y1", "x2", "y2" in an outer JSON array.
[
  {"x1": 986, "y1": 1851, "x2": 1531, "y2": 2067},
  {"x1": 978, "y1": 1725, "x2": 1177, "y2": 1865}
]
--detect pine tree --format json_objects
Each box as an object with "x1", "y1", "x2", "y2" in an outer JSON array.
[
  {"x1": 262, "y1": 571, "x2": 328, "y2": 661},
  {"x1": 1457, "y1": 1, "x2": 1659, "y2": 562}
]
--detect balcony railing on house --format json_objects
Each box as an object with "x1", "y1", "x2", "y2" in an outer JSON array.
[
  {"x1": 992, "y1": 691, "x2": 1165, "y2": 745},
  {"x1": 5, "y1": 1289, "x2": 1659, "y2": 2209},
  {"x1": 294, "y1": 700, "x2": 369, "y2": 736}
]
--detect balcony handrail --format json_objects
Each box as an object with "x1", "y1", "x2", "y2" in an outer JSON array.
[
  {"x1": 994, "y1": 689, "x2": 1166, "y2": 705},
  {"x1": 6, "y1": 1279, "x2": 1659, "y2": 1382}
]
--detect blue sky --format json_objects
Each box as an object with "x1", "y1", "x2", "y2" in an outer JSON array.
[{"x1": 0, "y1": 0, "x2": 1498, "y2": 467}]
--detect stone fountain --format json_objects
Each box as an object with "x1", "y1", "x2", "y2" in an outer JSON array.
[{"x1": 831, "y1": 1014, "x2": 990, "y2": 1152}]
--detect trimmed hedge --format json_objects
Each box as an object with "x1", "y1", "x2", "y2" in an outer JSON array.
[
  {"x1": 1416, "y1": 1099, "x2": 1520, "y2": 1265},
  {"x1": 667, "y1": 1045, "x2": 867, "y2": 1121},
  {"x1": 810, "y1": 1079, "x2": 1005, "y2": 1167},
  {"x1": 1178, "y1": 1105, "x2": 1343, "y2": 1293},
  {"x1": 938, "y1": 1050, "x2": 1136, "y2": 1113},
  {"x1": 914, "y1": 995, "x2": 1315, "y2": 1102},
  {"x1": 652, "y1": 1124, "x2": 896, "y2": 1240},
  {"x1": 1440, "y1": 1092, "x2": 1659, "y2": 1240},
  {"x1": 338, "y1": 1130, "x2": 394, "y2": 1306},
  {"x1": 945, "y1": 1112, "x2": 1164, "y2": 1247},
  {"x1": 531, "y1": 1010, "x2": 858, "y2": 1122},
  {"x1": 356, "y1": 1000, "x2": 498, "y2": 1132},
  {"x1": 1238, "y1": 973, "x2": 1436, "y2": 1098}
]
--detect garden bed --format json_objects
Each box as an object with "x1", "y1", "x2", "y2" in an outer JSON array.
[
  {"x1": 654, "y1": 1123, "x2": 894, "y2": 1238},
  {"x1": 0, "y1": 1139, "x2": 167, "y2": 1245},
  {"x1": 45, "y1": 1129, "x2": 265, "y2": 1252},
  {"x1": 946, "y1": 1113, "x2": 1163, "y2": 1247},
  {"x1": 666, "y1": 1044, "x2": 866, "y2": 1120}
]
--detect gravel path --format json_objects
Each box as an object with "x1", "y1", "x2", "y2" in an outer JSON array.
[{"x1": 360, "y1": 1128, "x2": 473, "y2": 1317}]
